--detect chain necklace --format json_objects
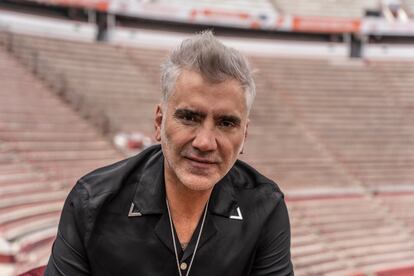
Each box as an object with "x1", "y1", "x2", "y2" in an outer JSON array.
[{"x1": 166, "y1": 198, "x2": 209, "y2": 276}]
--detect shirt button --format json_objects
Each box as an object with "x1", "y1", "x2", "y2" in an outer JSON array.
[{"x1": 180, "y1": 262, "x2": 188, "y2": 270}]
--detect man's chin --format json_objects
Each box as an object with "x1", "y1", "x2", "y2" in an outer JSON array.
[{"x1": 180, "y1": 174, "x2": 219, "y2": 192}]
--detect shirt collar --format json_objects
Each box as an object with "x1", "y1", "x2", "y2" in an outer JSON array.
[
  {"x1": 132, "y1": 149, "x2": 166, "y2": 215},
  {"x1": 130, "y1": 147, "x2": 238, "y2": 218}
]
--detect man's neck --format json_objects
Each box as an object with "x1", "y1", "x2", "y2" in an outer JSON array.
[
  {"x1": 164, "y1": 174, "x2": 212, "y2": 245},
  {"x1": 165, "y1": 178, "x2": 212, "y2": 220}
]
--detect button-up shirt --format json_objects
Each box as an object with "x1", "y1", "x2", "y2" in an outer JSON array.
[{"x1": 45, "y1": 145, "x2": 293, "y2": 275}]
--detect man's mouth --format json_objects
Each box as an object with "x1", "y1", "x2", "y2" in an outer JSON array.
[
  {"x1": 184, "y1": 156, "x2": 218, "y2": 168},
  {"x1": 185, "y1": 156, "x2": 216, "y2": 163}
]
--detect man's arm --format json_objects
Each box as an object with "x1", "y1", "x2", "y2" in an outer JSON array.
[
  {"x1": 251, "y1": 197, "x2": 294, "y2": 276},
  {"x1": 45, "y1": 183, "x2": 91, "y2": 275}
]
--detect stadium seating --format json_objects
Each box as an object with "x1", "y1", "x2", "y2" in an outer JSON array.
[
  {"x1": 18, "y1": 266, "x2": 45, "y2": 276},
  {"x1": 0, "y1": 39, "x2": 122, "y2": 275},
  {"x1": 379, "y1": 193, "x2": 414, "y2": 231},
  {"x1": 1, "y1": 29, "x2": 414, "y2": 275},
  {"x1": 272, "y1": 0, "x2": 379, "y2": 18},
  {"x1": 4, "y1": 33, "x2": 163, "y2": 137},
  {"x1": 288, "y1": 195, "x2": 414, "y2": 275},
  {"x1": 163, "y1": 0, "x2": 275, "y2": 13},
  {"x1": 251, "y1": 56, "x2": 414, "y2": 192},
  {"x1": 4, "y1": 31, "x2": 414, "y2": 193},
  {"x1": 1, "y1": 31, "x2": 362, "y2": 192},
  {"x1": 403, "y1": 0, "x2": 414, "y2": 16}
]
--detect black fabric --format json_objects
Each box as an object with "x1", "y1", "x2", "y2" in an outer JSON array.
[{"x1": 45, "y1": 144, "x2": 294, "y2": 276}]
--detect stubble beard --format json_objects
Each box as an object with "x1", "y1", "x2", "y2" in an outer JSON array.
[{"x1": 160, "y1": 124, "x2": 223, "y2": 192}]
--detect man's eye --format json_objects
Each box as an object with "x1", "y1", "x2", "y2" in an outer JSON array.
[
  {"x1": 218, "y1": 120, "x2": 236, "y2": 128},
  {"x1": 181, "y1": 114, "x2": 197, "y2": 122},
  {"x1": 174, "y1": 110, "x2": 200, "y2": 124}
]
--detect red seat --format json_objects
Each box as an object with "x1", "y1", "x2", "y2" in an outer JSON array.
[{"x1": 18, "y1": 266, "x2": 46, "y2": 276}]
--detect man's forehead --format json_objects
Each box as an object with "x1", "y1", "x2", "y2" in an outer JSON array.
[
  {"x1": 165, "y1": 69, "x2": 249, "y2": 116},
  {"x1": 176, "y1": 69, "x2": 243, "y2": 90}
]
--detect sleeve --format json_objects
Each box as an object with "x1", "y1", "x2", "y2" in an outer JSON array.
[
  {"x1": 44, "y1": 183, "x2": 92, "y2": 276},
  {"x1": 250, "y1": 197, "x2": 294, "y2": 276}
]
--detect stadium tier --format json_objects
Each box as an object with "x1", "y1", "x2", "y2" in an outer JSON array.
[
  {"x1": 5, "y1": 33, "x2": 163, "y2": 136},
  {"x1": 1, "y1": 28, "x2": 414, "y2": 275},
  {"x1": 250, "y1": 56, "x2": 414, "y2": 191},
  {"x1": 288, "y1": 195, "x2": 414, "y2": 275},
  {"x1": 272, "y1": 0, "x2": 378, "y2": 18},
  {"x1": 161, "y1": 0, "x2": 275, "y2": 13},
  {"x1": 403, "y1": 0, "x2": 414, "y2": 16},
  {"x1": 0, "y1": 41, "x2": 122, "y2": 275}
]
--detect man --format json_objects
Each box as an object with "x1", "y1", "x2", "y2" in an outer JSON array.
[{"x1": 45, "y1": 31, "x2": 293, "y2": 276}]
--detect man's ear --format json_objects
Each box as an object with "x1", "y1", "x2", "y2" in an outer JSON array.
[
  {"x1": 244, "y1": 119, "x2": 249, "y2": 140},
  {"x1": 154, "y1": 104, "x2": 163, "y2": 142},
  {"x1": 240, "y1": 119, "x2": 249, "y2": 154}
]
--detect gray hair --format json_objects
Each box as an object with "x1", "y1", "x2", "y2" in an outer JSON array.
[{"x1": 160, "y1": 30, "x2": 256, "y2": 112}]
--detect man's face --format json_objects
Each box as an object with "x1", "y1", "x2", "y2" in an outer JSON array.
[{"x1": 155, "y1": 69, "x2": 249, "y2": 192}]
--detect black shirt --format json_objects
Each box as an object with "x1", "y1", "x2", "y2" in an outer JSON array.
[{"x1": 45, "y1": 145, "x2": 294, "y2": 275}]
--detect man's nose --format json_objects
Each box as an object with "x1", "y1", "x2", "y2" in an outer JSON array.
[{"x1": 192, "y1": 125, "x2": 217, "y2": 152}]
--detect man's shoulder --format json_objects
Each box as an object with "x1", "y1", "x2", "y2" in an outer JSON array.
[
  {"x1": 75, "y1": 144, "x2": 162, "y2": 198},
  {"x1": 230, "y1": 159, "x2": 284, "y2": 200}
]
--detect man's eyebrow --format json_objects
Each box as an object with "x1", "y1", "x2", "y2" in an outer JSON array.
[
  {"x1": 174, "y1": 108, "x2": 206, "y2": 118},
  {"x1": 215, "y1": 114, "x2": 241, "y2": 125}
]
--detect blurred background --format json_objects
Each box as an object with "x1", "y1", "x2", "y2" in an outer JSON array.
[{"x1": 0, "y1": 0, "x2": 414, "y2": 275}]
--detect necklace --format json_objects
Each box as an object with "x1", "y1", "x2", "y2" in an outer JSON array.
[{"x1": 166, "y1": 198, "x2": 209, "y2": 276}]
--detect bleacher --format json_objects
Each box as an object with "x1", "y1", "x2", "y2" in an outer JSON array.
[
  {"x1": 0, "y1": 32, "x2": 365, "y2": 193},
  {"x1": 288, "y1": 195, "x2": 414, "y2": 275},
  {"x1": 272, "y1": 0, "x2": 379, "y2": 18},
  {"x1": 379, "y1": 194, "x2": 414, "y2": 231},
  {"x1": 5, "y1": 33, "x2": 163, "y2": 137},
  {"x1": 163, "y1": 0, "x2": 275, "y2": 13},
  {"x1": 1, "y1": 27, "x2": 414, "y2": 275},
  {"x1": 0, "y1": 41, "x2": 121, "y2": 275},
  {"x1": 250, "y1": 56, "x2": 414, "y2": 191},
  {"x1": 403, "y1": 0, "x2": 414, "y2": 16}
]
